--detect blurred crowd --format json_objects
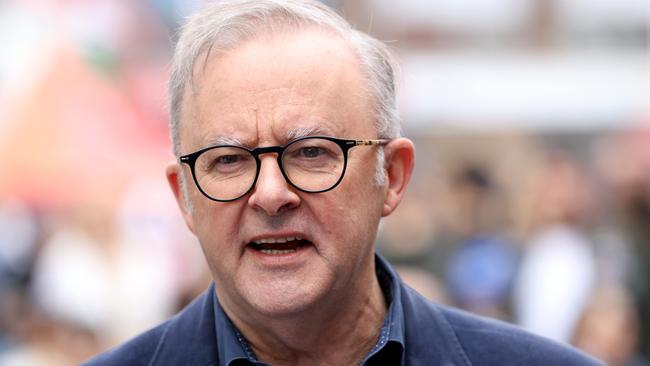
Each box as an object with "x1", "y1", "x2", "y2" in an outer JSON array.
[
  {"x1": 0, "y1": 0, "x2": 648, "y2": 365},
  {"x1": 378, "y1": 130, "x2": 650, "y2": 366}
]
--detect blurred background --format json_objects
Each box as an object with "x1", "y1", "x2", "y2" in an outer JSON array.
[{"x1": 0, "y1": 0, "x2": 648, "y2": 365}]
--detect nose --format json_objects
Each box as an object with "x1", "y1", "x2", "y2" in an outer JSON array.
[{"x1": 247, "y1": 155, "x2": 300, "y2": 216}]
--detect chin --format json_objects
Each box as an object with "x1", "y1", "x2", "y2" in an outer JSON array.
[{"x1": 240, "y1": 276, "x2": 331, "y2": 318}]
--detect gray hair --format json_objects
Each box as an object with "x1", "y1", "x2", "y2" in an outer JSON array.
[{"x1": 170, "y1": 0, "x2": 401, "y2": 207}]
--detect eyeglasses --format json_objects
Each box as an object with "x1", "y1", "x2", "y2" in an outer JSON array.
[{"x1": 179, "y1": 136, "x2": 389, "y2": 202}]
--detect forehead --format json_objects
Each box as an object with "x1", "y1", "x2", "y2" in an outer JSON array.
[{"x1": 179, "y1": 29, "x2": 375, "y2": 150}]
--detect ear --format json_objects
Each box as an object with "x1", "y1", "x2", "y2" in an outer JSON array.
[
  {"x1": 166, "y1": 162, "x2": 196, "y2": 234},
  {"x1": 381, "y1": 138, "x2": 415, "y2": 217}
]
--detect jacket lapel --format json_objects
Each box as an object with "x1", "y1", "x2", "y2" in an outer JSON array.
[{"x1": 152, "y1": 284, "x2": 220, "y2": 366}]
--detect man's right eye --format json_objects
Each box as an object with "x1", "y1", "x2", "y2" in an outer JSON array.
[
  {"x1": 216, "y1": 155, "x2": 240, "y2": 165},
  {"x1": 204, "y1": 153, "x2": 249, "y2": 174}
]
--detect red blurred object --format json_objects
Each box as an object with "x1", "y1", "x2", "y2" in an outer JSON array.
[{"x1": 0, "y1": 45, "x2": 171, "y2": 208}]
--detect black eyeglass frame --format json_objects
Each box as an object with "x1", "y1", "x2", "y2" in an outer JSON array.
[{"x1": 178, "y1": 136, "x2": 390, "y2": 202}]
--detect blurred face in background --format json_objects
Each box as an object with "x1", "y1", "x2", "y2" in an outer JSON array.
[
  {"x1": 166, "y1": 29, "x2": 392, "y2": 319},
  {"x1": 573, "y1": 288, "x2": 640, "y2": 366}
]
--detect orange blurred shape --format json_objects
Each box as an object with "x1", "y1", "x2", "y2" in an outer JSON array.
[{"x1": 0, "y1": 44, "x2": 170, "y2": 208}]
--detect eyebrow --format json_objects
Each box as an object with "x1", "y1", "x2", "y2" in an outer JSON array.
[
  {"x1": 285, "y1": 125, "x2": 334, "y2": 141},
  {"x1": 200, "y1": 125, "x2": 335, "y2": 150},
  {"x1": 203, "y1": 135, "x2": 245, "y2": 147}
]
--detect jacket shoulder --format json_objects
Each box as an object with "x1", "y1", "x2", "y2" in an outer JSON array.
[
  {"x1": 81, "y1": 285, "x2": 218, "y2": 366},
  {"x1": 399, "y1": 282, "x2": 603, "y2": 366},
  {"x1": 437, "y1": 304, "x2": 604, "y2": 366},
  {"x1": 81, "y1": 321, "x2": 170, "y2": 366}
]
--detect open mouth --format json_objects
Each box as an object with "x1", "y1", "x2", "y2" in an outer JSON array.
[{"x1": 248, "y1": 237, "x2": 311, "y2": 255}]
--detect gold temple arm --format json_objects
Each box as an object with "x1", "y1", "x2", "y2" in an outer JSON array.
[{"x1": 353, "y1": 139, "x2": 390, "y2": 146}]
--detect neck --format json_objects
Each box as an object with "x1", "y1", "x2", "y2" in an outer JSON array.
[{"x1": 221, "y1": 259, "x2": 388, "y2": 366}]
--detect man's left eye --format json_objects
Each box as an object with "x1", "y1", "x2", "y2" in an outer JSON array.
[{"x1": 300, "y1": 147, "x2": 323, "y2": 158}]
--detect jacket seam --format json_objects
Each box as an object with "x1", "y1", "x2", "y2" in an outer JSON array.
[
  {"x1": 437, "y1": 311, "x2": 473, "y2": 366},
  {"x1": 149, "y1": 322, "x2": 172, "y2": 366}
]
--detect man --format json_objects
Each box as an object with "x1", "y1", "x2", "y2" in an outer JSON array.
[{"x1": 85, "y1": 1, "x2": 602, "y2": 365}]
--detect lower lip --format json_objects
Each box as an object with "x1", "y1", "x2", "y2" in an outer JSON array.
[{"x1": 246, "y1": 243, "x2": 313, "y2": 266}]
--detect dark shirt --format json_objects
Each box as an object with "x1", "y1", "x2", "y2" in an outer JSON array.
[{"x1": 213, "y1": 255, "x2": 405, "y2": 365}]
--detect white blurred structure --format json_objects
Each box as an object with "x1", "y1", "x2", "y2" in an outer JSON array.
[
  {"x1": 514, "y1": 225, "x2": 596, "y2": 342},
  {"x1": 400, "y1": 50, "x2": 649, "y2": 132},
  {"x1": 359, "y1": 0, "x2": 650, "y2": 133}
]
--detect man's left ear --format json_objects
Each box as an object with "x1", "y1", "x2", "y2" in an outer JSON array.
[{"x1": 381, "y1": 138, "x2": 415, "y2": 217}]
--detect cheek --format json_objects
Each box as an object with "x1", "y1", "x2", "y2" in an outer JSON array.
[
  {"x1": 314, "y1": 175, "x2": 384, "y2": 249},
  {"x1": 191, "y1": 202, "x2": 243, "y2": 263},
  {"x1": 341, "y1": 155, "x2": 385, "y2": 213}
]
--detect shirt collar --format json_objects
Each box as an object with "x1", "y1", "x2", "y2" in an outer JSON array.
[
  {"x1": 212, "y1": 253, "x2": 406, "y2": 366},
  {"x1": 362, "y1": 254, "x2": 406, "y2": 365},
  {"x1": 213, "y1": 291, "x2": 263, "y2": 366}
]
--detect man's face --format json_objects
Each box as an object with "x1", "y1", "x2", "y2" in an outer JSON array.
[{"x1": 172, "y1": 30, "x2": 389, "y2": 318}]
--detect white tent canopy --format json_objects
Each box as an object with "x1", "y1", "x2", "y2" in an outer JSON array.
[{"x1": 400, "y1": 50, "x2": 650, "y2": 132}]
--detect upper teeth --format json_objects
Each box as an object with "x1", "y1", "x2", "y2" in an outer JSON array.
[{"x1": 254, "y1": 237, "x2": 302, "y2": 244}]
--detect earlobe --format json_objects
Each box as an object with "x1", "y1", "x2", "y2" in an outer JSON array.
[
  {"x1": 166, "y1": 162, "x2": 196, "y2": 234},
  {"x1": 381, "y1": 138, "x2": 415, "y2": 217}
]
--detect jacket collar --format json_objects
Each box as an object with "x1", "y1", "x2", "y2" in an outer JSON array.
[
  {"x1": 152, "y1": 283, "x2": 220, "y2": 365},
  {"x1": 213, "y1": 291, "x2": 262, "y2": 366}
]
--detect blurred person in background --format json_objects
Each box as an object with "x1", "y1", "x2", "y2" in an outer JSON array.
[
  {"x1": 83, "y1": 1, "x2": 601, "y2": 365},
  {"x1": 0, "y1": 203, "x2": 103, "y2": 366},
  {"x1": 513, "y1": 151, "x2": 597, "y2": 343},
  {"x1": 376, "y1": 178, "x2": 444, "y2": 303},
  {"x1": 0, "y1": 199, "x2": 41, "y2": 361},
  {"x1": 573, "y1": 287, "x2": 649, "y2": 366},
  {"x1": 595, "y1": 127, "x2": 650, "y2": 360},
  {"x1": 30, "y1": 205, "x2": 116, "y2": 336},
  {"x1": 443, "y1": 164, "x2": 518, "y2": 320}
]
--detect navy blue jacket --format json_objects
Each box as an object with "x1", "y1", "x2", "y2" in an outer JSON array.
[{"x1": 84, "y1": 257, "x2": 602, "y2": 366}]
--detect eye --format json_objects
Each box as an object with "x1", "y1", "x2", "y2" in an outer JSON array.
[
  {"x1": 216, "y1": 155, "x2": 241, "y2": 165},
  {"x1": 210, "y1": 153, "x2": 251, "y2": 172},
  {"x1": 284, "y1": 138, "x2": 340, "y2": 163},
  {"x1": 299, "y1": 146, "x2": 324, "y2": 158},
  {"x1": 198, "y1": 147, "x2": 253, "y2": 175}
]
